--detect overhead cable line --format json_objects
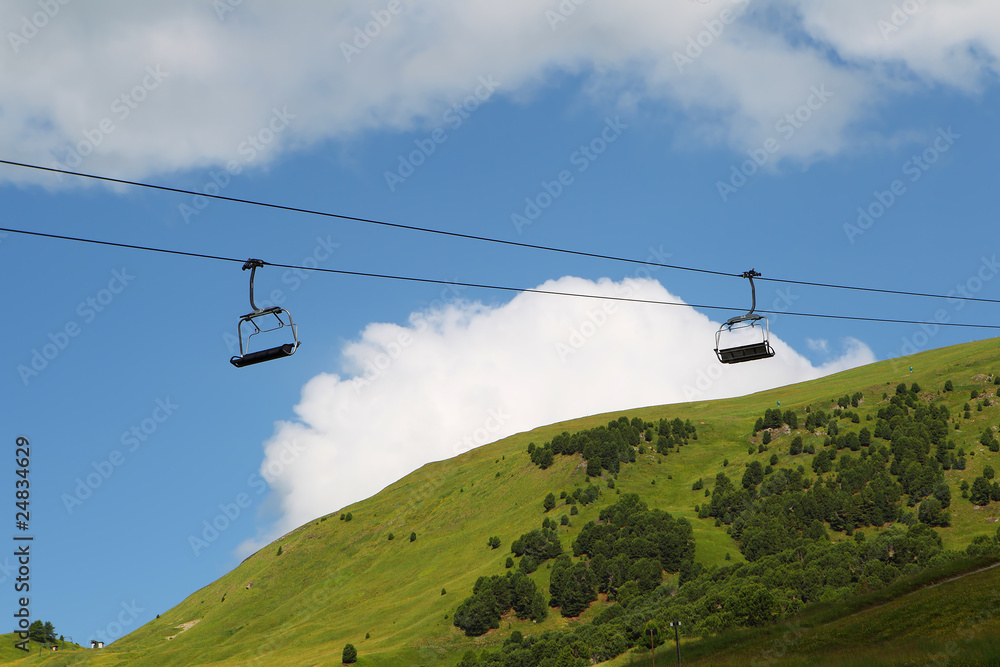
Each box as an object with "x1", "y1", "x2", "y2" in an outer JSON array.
[
  {"x1": 2, "y1": 225, "x2": 998, "y2": 331},
  {"x1": 0, "y1": 159, "x2": 736, "y2": 279},
  {"x1": 3, "y1": 158, "x2": 999, "y2": 306}
]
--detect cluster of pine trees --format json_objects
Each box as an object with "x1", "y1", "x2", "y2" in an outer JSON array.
[
  {"x1": 452, "y1": 572, "x2": 548, "y2": 636},
  {"x1": 454, "y1": 387, "x2": 1000, "y2": 666},
  {"x1": 968, "y1": 462, "x2": 1000, "y2": 505},
  {"x1": 528, "y1": 416, "x2": 697, "y2": 476},
  {"x1": 704, "y1": 389, "x2": 959, "y2": 555}
]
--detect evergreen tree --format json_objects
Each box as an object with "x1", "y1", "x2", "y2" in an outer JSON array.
[
  {"x1": 543, "y1": 492, "x2": 556, "y2": 512},
  {"x1": 932, "y1": 482, "x2": 952, "y2": 508},
  {"x1": 738, "y1": 583, "x2": 778, "y2": 626},
  {"x1": 457, "y1": 650, "x2": 481, "y2": 667},
  {"x1": 342, "y1": 644, "x2": 358, "y2": 664},
  {"x1": 550, "y1": 558, "x2": 597, "y2": 617},
  {"x1": 918, "y1": 497, "x2": 948, "y2": 526},
  {"x1": 27, "y1": 620, "x2": 45, "y2": 643},
  {"x1": 970, "y1": 477, "x2": 992, "y2": 505},
  {"x1": 742, "y1": 461, "x2": 764, "y2": 488}
]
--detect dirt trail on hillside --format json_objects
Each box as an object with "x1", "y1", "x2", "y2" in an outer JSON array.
[{"x1": 166, "y1": 619, "x2": 200, "y2": 640}]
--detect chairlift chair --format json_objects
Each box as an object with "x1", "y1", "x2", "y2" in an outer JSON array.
[
  {"x1": 714, "y1": 269, "x2": 775, "y2": 364},
  {"x1": 230, "y1": 259, "x2": 301, "y2": 368}
]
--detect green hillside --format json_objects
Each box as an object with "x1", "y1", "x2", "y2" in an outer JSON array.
[
  {"x1": 5, "y1": 338, "x2": 1000, "y2": 666},
  {"x1": 618, "y1": 558, "x2": 1000, "y2": 666}
]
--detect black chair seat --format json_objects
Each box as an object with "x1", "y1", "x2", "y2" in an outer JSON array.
[
  {"x1": 716, "y1": 342, "x2": 775, "y2": 364},
  {"x1": 230, "y1": 343, "x2": 298, "y2": 368}
]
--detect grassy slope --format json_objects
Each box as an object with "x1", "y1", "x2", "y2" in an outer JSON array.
[
  {"x1": 4, "y1": 338, "x2": 1000, "y2": 666},
  {"x1": 618, "y1": 559, "x2": 1000, "y2": 667}
]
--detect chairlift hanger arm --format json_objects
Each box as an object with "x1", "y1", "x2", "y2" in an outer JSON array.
[
  {"x1": 743, "y1": 269, "x2": 760, "y2": 316},
  {"x1": 243, "y1": 258, "x2": 266, "y2": 312},
  {"x1": 723, "y1": 269, "x2": 763, "y2": 327}
]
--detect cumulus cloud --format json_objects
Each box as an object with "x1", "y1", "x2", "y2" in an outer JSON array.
[
  {"x1": 2, "y1": 0, "x2": 998, "y2": 186},
  {"x1": 794, "y1": 0, "x2": 1000, "y2": 90},
  {"x1": 237, "y1": 276, "x2": 875, "y2": 554}
]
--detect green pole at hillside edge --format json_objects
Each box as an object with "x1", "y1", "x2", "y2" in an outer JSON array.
[
  {"x1": 670, "y1": 619, "x2": 681, "y2": 665},
  {"x1": 649, "y1": 627, "x2": 655, "y2": 667}
]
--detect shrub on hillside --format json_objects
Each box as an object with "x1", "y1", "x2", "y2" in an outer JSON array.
[{"x1": 543, "y1": 492, "x2": 556, "y2": 512}]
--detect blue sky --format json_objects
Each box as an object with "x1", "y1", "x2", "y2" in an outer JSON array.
[{"x1": 1, "y1": 0, "x2": 999, "y2": 646}]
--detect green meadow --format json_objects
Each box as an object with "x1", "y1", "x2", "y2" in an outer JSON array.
[{"x1": 4, "y1": 338, "x2": 1000, "y2": 666}]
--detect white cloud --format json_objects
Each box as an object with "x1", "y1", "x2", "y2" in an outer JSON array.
[
  {"x1": 2, "y1": 0, "x2": 998, "y2": 186},
  {"x1": 237, "y1": 276, "x2": 875, "y2": 555},
  {"x1": 794, "y1": 0, "x2": 1000, "y2": 90},
  {"x1": 807, "y1": 337, "x2": 830, "y2": 353}
]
